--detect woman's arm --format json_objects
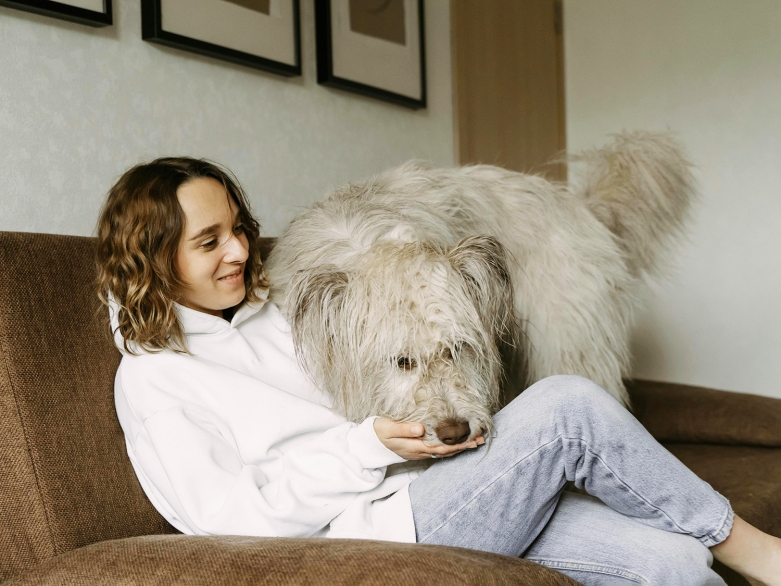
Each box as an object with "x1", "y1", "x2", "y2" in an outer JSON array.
[{"x1": 133, "y1": 407, "x2": 405, "y2": 538}]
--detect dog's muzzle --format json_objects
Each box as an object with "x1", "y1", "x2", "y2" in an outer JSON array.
[{"x1": 435, "y1": 419, "x2": 471, "y2": 445}]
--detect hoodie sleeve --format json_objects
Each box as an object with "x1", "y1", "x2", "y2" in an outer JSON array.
[{"x1": 131, "y1": 406, "x2": 406, "y2": 538}]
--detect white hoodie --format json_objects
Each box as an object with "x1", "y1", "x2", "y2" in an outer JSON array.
[{"x1": 112, "y1": 296, "x2": 426, "y2": 542}]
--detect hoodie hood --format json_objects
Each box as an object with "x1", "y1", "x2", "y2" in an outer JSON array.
[{"x1": 108, "y1": 288, "x2": 269, "y2": 355}]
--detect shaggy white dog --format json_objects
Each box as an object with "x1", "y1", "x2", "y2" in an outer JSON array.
[{"x1": 265, "y1": 132, "x2": 694, "y2": 445}]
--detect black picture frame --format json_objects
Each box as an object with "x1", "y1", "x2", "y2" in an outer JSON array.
[
  {"x1": 141, "y1": 0, "x2": 301, "y2": 77},
  {"x1": 315, "y1": 0, "x2": 426, "y2": 109},
  {"x1": 0, "y1": 0, "x2": 112, "y2": 27}
]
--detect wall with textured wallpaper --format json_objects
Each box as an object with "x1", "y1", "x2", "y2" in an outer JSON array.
[{"x1": 0, "y1": 0, "x2": 454, "y2": 237}]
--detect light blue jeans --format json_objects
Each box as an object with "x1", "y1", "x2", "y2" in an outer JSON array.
[{"x1": 408, "y1": 375, "x2": 733, "y2": 585}]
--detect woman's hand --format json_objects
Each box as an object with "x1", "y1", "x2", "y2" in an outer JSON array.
[{"x1": 373, "y1": 417, "x2": 485, "y2": 460}]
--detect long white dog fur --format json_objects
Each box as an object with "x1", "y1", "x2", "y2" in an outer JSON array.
[{"x1": 265, "y1": 132, "x2": 695, "y2": 445}]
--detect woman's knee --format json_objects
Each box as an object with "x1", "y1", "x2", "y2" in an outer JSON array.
[
  {"x1": 495, "y1": 375, "x2": 627, "y2": 443},
  {"x1": 517, "y1": 375, "x2": 619, "y2": 415}
]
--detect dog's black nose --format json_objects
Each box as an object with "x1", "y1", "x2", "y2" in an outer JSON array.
[{"x1": 436, "y1": 420, "x2": 471, "y2": 445}]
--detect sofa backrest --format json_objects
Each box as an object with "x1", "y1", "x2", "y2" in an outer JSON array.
[{"x1": 0, "y1": 232, "x2": 176, "y2": 580}]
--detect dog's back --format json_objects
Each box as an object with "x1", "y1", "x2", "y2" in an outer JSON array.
[{"x1": 265, "y1": 132, "x2": 695, "y2": 410}]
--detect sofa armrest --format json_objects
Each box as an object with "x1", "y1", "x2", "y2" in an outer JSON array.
[
  {"x1": 628, "y1": 379, "x2": 781, "y2": 447},
  {"x1": 4, "y1": 535, "x2": 579, "y2": 586}
]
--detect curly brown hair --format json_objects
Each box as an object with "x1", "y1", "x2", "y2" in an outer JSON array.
[{"x1": 96, "y1": 157, "x2": 268, "y2": 354}]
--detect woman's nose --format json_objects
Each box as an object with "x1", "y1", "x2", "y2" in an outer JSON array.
[{"x1": 224, "y1": 233, "x2": 249, "y2": 262}]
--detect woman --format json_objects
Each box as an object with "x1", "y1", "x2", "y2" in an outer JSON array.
[{"x1": 96, "y1": 157, "x2": 781, "y2": 585}]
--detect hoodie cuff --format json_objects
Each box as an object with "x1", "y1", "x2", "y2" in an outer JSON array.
[{"x1": 346, "y1": 416, "x2": 407, "y2": 469}]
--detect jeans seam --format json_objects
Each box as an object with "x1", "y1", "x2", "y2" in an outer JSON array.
[
  {"x1": 527, "y1": 557, "x2": 647, "y2": 583},
  {"x1": 566, "y1": 437, "x2": 690, "y2": 535},
  {"x1": 568, "y1": 436, "x2": 731, "y2": 545}
]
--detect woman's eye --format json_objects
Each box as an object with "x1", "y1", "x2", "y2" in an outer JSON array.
[
  {"x1": 233, "y1": 224, "x2": 244, "y2": 234},
  {"x1": 396, "y1": 356, "x2": 417, "y2": 370},
  {"x1": 201, "y1": 239, "x2": 218, "y2": 249}
]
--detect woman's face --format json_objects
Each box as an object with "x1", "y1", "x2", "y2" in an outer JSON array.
[{"x1": 176, "y1": 177, "x2": 249, "y2": 317}]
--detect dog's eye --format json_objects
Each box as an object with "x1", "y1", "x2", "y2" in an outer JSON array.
[
  {"x1": 396, "y1": 356, "x2": 417, "y2": 370},
  {"x1": 444, "y1": 342, "x2": 465, "y2": 360}
]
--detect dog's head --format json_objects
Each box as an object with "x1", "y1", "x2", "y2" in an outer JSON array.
[{"x1": 286, "y1": 235, "x2": 519, "y2": 445}]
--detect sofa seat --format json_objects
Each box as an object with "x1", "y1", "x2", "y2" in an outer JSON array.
[{"x1": 3, "y1": 535, "x2": 578, "y2": 586}]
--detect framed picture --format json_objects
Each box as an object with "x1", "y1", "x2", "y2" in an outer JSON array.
[
  {"x1": 315, "y1": 0, "x2": 426, "y2": 109},
  {"x1": 0, "y1": 0, "x2": 112, "y2": 27},
  {"x1": 141, "y1": 0, "x2": 301, "y2": 77}
]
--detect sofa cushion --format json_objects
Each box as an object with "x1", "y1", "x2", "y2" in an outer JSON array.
[
  {"x1": 4, "y1": 535, "x2": 580, "y2": 586},
  {"x1": 629, "y1": 379, "x2": 781, "y2": 447},
  {"x1": 0, "y1": 232, "x2": 177, "y2": 581}
]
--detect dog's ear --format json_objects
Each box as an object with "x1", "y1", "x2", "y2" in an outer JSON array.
[
  {"x1": 448, "y1": 236, "x2": 525, "y2": 400},
  {"x1": 285, "y1": 266, "x2": 349, "y2": 384},
  {"x1": 448, "y1": 236, "x2": 513, "y2": 325}
]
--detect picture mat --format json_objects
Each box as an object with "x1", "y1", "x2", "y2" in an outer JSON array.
[
  {"x1": 59, "y1": 0, "x2": 104, "y2": 10},
  {"x1": 349, "y1": 0, "x2": 405, "y2": 45},
  {"x1": 331, "y1": 0, "x2": 421, "y2": 100},
  {"x1": 161, "y1": 0, "x2": 296, "y2": 66},
  {"x1": 224, "y1": 0, "x2": 270, "y2": 13}
]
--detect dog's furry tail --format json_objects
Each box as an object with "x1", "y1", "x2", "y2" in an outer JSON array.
[{"x1": 571, "y1": 131, "x2": 696, "y2": 278}]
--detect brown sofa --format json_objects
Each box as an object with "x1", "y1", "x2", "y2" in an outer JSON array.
[{"x1": 1, "y1": 231, "x2": 779, "y2": 585}]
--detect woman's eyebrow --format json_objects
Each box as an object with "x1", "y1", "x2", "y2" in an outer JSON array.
[
  {"x1": 188, "y1": 224, "x2": 220, "y2": 241},
  {"x1": 188, "y1": 209, "x2": 241, "y2": 242}
]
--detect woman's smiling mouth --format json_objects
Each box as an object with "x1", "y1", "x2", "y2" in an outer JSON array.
[{"x1": 218, "y1": 269, "x2": 244, "y2": 284}]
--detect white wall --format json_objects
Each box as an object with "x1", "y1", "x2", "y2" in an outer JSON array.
[
  {"x1": 0, "y1": 0, "x2": 454, "y2": 237},
  {"x1": 565, "y1": 0, "x2": 781, "y2": 398}
]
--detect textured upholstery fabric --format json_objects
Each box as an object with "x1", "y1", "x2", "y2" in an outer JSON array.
[
  {"x1": 0, "y1": 232, "x2": 176, "y2": 581},
  {"x1": 4, "y1": 535, "x2": 580, "y2": 586},
  {"x1": 629, "y1": 379, "x2": 781, "y2": 447}
]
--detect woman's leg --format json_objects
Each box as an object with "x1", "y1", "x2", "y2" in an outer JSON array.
[
  {"x1": 710, "y1": 516, "x2": 781, "y2": 586},
  {"x1": 523, "y1": 492, "x2": 725, "y2": 585},
  {"x1": 408, "y1": 375, "x2": 732, "y2": 565}
]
